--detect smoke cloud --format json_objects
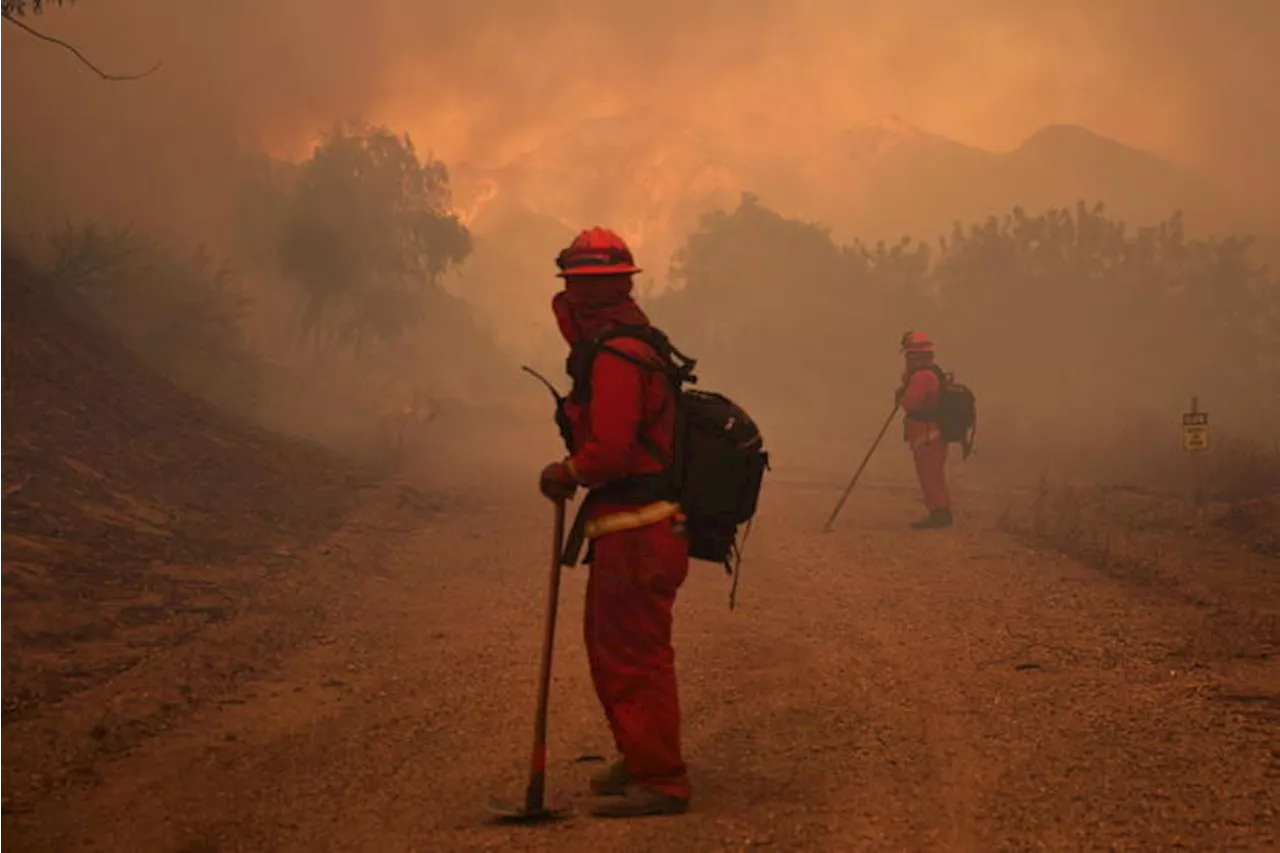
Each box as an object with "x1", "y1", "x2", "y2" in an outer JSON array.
[{"x1": 3, "y1": 0, "x2": 1278, "y2": 242}]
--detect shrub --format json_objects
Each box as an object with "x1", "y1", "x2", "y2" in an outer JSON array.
[{"x1": 41, "y1": 222, "x2": 264, "y2": 415}]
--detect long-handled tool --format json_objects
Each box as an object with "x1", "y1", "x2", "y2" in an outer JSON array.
[
  {"x1": 822, "y1": 404, "x2": 899, "y2": 533},
  {"x1": 488, "y1": 497, "x2": 572, "y2": 824}
]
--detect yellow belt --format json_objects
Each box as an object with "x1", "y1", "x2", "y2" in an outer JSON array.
[
  {"x1": 909, "y1": 426, "x2": 943, "y2": 450},
  {"x1": 583, "y1": 500, "x2": 682, "y2": 539}
]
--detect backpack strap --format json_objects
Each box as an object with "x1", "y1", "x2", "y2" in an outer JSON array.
[
  {"x1": 581, "y1": 325, "x2": 696, "y2": 470},
  {"x1": 594, "y1": 341, "x2": 673, "y2": 465},
  {"x1": 594, "y1": 325, "x2": 696, "y2": 383}
]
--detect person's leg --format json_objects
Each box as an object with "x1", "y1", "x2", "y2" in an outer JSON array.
[
  {"x1": 584, "y1": 562, "x2": 639, "y2": 797},
  {"x1": 583, "y1": 564, "x2": 623, "y2": 749},
  {"x1": 582, "y1": 521, "x2": 691, "y2": 814},
  {"x1": 911, "y1": 433, "x2": 952, "y2": 527}
]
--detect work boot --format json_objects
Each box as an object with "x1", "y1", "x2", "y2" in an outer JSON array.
[
  {"x1": 590, "y1": 759, "x2": 632, "y2": 797},
  {"x1": 910, "y1": 508, "x2": 953, "y2": 529},
  {"x1": 590, "y1": 785, "x2": 689, "y2": 819}
]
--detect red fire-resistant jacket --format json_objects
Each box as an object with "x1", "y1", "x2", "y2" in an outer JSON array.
[
  {"x1": 564, "y1": 336, "x2": 677, "y2": 514},
  {"x1": 900, "y1": 364, "x2": 942, "y2": 444},
  {"x1": 900, "y1": 366, "x2": 940, "y2": 419}
]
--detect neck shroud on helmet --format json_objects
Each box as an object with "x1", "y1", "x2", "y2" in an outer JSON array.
[{"x1": 552, "y1": 227, "x2": 648, "y2": 344}]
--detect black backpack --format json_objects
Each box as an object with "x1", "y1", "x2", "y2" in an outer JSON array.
[
  {"x1": 525, "y1": 324, "x2": 769, "y2": 606},
  {"x1": 929, "y1": 366, "x2": 978, "y2": 459}
]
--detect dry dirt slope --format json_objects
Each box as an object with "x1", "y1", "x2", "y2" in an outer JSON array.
[{"x1": 2, "y1": 257, "x2": 368, "y2": 807}]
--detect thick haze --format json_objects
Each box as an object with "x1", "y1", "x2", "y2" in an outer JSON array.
[
  {"x1": 4, "y1": 0, "x2": 1279, "y2": 487},
  {"x1": 4, "y1": 0, "x2": 1279, "y2": 244}
]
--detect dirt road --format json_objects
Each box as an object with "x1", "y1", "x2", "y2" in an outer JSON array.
[{"x1": 4, "y1": 452, "x2": 1277, "y2": 852}]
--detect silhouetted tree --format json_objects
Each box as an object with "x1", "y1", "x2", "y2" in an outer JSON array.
[
  {"x1": 659, "y1": 193, "x2": 866, "y2": 409},
  {"x1": 251, "y1": 121, "x2": 472, "y2": 357},
  {"x1": 657, "y1": 195, "x2": 1280, "y2": 440},
  {"x1": 930, "y1": 203, "x2": 1279, "y2": 416},
  {"x1": 845, "y1": 234, "x2": 935, "y2": 330}
]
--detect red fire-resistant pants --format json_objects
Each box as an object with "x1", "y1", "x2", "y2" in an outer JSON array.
[
  {"x1": 583, "y1": 517, "x2": 691, "y2": 799},
  {"x1": 909, "y1": 426, "x2": 951, "y2": 511}
]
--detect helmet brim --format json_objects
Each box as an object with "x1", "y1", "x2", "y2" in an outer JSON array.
[{"x1": 556, "y1": 263, "x2": 642, "y2": 278}]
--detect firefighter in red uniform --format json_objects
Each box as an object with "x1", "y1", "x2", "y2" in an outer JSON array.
[
  {"x1": 538, "y1": 227, "x2": 692, "y2": 818},
  {"x1": 895, "y1": 331, "x2": 953, "y2": 528}
]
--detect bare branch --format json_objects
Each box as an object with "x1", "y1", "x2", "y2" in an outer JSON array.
[
  {"x1": 0, "y1": 1, "x2": 67, "y2": 15},
  {"x1": 2, "y1": 10, "x2": 162, "y2": 81}
]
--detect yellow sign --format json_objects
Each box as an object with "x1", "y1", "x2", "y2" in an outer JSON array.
[{"x1": 1182, "y1": 411, "x2": 1210, "y2": 452}]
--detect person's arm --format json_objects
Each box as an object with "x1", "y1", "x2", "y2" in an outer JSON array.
[
  {"x1": 565, "y1": 345, "x2": 648, "y2": 487},
  {"x1": 900, "y1": 370, "x2": 939, "y2": 414}
]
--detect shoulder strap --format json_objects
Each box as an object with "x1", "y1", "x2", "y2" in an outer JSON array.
[
  {"x1": 583, "y1": 324, "x2": 696, "y2": 472},
  {"x1": 592, "y1": 324, "x2": 696, "y2": 384}
]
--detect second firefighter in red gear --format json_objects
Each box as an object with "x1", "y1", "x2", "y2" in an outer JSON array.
[
  {"x1": 896, "y1": 331, "x2": 953, "y2": 529},
  {"x1": 538, "y1": 226, "x2": 691, "y2": 818}
]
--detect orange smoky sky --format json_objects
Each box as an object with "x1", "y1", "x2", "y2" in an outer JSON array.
[{"x1": 3, "y1": 0, "x2": 1278, "y2": 240}]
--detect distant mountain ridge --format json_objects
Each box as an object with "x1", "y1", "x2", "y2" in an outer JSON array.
[
  {"x1": 450, "y1": 115, "x2": 1246, "y2": 289},
  {"x1": 850, "y1": 123, "x2": 1239, "y2": 243}
]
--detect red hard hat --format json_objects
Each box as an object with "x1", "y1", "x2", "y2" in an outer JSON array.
[
  {"x1": 900, "y1": 330, "x2": 935, "y2": 353},
  {"x1": 555, "y1": 227, "x2": 642, "y2": 278}
]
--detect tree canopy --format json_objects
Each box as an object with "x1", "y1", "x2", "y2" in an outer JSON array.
[
  {"x1": 243, "y1": 121, "x2": 472, "y2": 356},
  {"x1": 654, "y1": 194, "x2": 1280, "y2": 443}
]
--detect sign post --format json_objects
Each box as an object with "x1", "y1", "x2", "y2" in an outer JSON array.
[{"x1": 1182, "y1": 396, "x2": 1210, "y2": 521}]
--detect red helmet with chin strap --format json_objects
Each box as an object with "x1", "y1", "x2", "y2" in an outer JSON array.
[{"x1": 555, "y1": 227, "x2": 642, "y2": 278}]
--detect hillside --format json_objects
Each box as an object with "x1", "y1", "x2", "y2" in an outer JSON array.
[
  {"x1": 765, "y1": 116, "x2": 999, "y2": 238},
  {"x1": 783, "y1": 122, "x2": 1240, "y2": 245},
  {"x1": 1, "y1": 256, "x2": 364, "y2": 723},
  {"x1": 449, "y1": 115, "x2": 1253, "y2": 290},
  {"x1": 960, "y1": 125, "x2": 1230, "y2": 235}
]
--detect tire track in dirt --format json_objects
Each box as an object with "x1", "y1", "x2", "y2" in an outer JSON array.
[{"x1": 5, "y1": 465, "x2": 1276, "y2": 852}]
